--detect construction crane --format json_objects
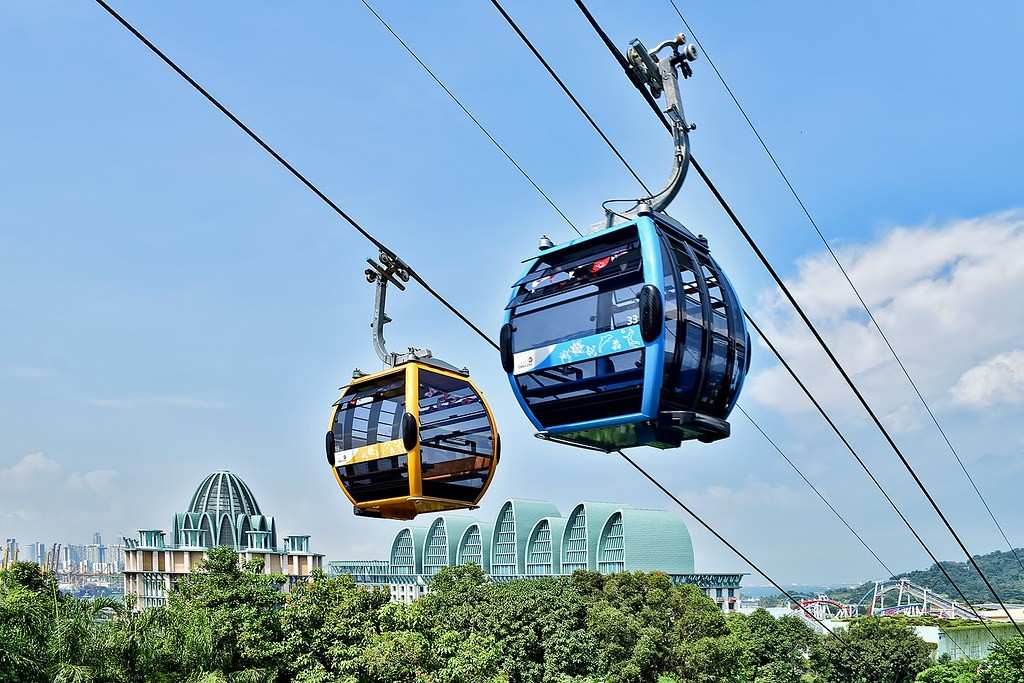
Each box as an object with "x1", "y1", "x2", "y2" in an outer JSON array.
[{"x1": 47, "y1": 543, "x2": 61, "y2": 574}]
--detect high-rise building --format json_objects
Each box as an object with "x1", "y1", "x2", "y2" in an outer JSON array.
[
  {"x1": 122, "y1": 470, "x2": 322, "y2": 609},
  {"x1": 93, "y1": 531, "x2": 103, "y2": 546},
  {"x1": 2, "y1": 538, "x2": 17, "y2": 566},
  {"x1": 330, "y1": 498, "x2": 745, "y2": 609},
  {"x1": 25, "y1": 542, "x2": 46, "y2": 565}
]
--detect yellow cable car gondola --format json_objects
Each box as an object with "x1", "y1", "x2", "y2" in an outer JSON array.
[{"x1": 325, "y1": 252, "x2": 500, "y2": 520}]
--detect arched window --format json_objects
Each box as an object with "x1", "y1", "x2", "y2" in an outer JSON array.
[
  {"x1": 562, "y1": 508, "x2": 588, "y2": 573},
  {"x1": 598, "y1": 512, "x2": 625, "y2": 573},
  {"x1": 492, "y1": 503, "x2": 517, "y2": 576}
]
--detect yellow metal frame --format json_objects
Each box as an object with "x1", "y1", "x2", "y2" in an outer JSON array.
[{"x1": 327, "y1": 361, "x2": 500, "y2": 520}]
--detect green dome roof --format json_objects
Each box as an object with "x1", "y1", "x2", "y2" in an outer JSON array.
[{"x1": 187, "y1": 470, "x2": 262, "y2": 519}]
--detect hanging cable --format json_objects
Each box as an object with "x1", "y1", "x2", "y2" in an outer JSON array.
[
  {"x1": 358, "y1": 0, "x2": 582, "y2": 238},
  {"x1": 557, "y1": 0, "x2": 1023, "y2": 636},
  {"x1": 741, "y1": 405, "x2": 970, "y2": 655},
  {"x1": 663, "y1": 0, "x2": 1024, "y2": 576},
  {"x1": 92, "y1": 0, "x2": 496, "y2": 352},
  {"x1": 487, "y1": 0, "x2": 653, "y2": 197},
  {"x1": 737, "y1": 406, "x2": 894, "y2": 577},
  {"x1": 743, "y1": 315, "x2": 998, "y2": 636},
  {"x1": 486, "y1": 0, "x2": 1007, "y2": 634},
  {"x1": 350, "y1": 1, "x2": 872, "y2": 647},
  {"x1": 92, "y1": 0, "x2": 860, "y2": 652}
]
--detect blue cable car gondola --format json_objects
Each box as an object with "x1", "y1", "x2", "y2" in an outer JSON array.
[{"x1": 499, "y1": 34, "x2": 750, "y2": 452}]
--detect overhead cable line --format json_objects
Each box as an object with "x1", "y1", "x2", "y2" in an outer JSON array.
[
  {"x1": 92, "y1": 0, "x2": 856, "y2": 651},
  {"x1": 486, "y1": 0, "x2": 653, "y2": 197},
  {"x1": 664, "y1": 0, "x2": 1024, "y2": 577},
  {"x1": 736, "y1": 406, "x2": 894, "y2": 577},
  {"x1": 92, "y1": 0, "x2": 495, "y2": 352},
  {"x1": 564, "y1": 0, "x2": 1023, "y2": 636},
  {"x1": 358, "y1": 0, "x2": 582, "y2": 238},
  {"x1": 487, "y1": 0, "x2": 1003, "y2": 632},
  {"x1": 737, "y1": 405, "x2": 973, "y2": 657},
  {"x1": 743, "y1": 316, "x2": 995, "y2": 634},
  {"x1": 359, "y1": 5, "x2": 898, "y2": 647},
  {"x1": 351, "y1": 0, "x2": 855, "y2": 650}
]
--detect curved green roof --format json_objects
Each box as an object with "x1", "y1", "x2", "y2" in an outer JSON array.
[
  {"x1": 379, "y1": 500, "x2": 696, "y2": 579},
  {"x1": 526, "y1": 516, "x2": 567, "y2": 575},
  {"x1": 604, "y1": 508, "x2": 694, "y2": 574},
  {"x1": 390, "y1": 526, "x2": 428, "y2": 574},
  {"x1": 561, "y1": 502, "x2": 629, "y2": 572},
  {"x1": 491, "y1": 499, "x2": 561, "y2": 575},
  {"x1": 456, "y1": 521, "x2": 493, "y2": 572},
  {"x1": 423, "y1": 516, "x2": 476, "y2": 573}
]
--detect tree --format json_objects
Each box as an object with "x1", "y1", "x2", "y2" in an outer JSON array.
[
  {"x1": 979, "y1": 636, "x2": 1024, "y2": 683},
  {"x1": 0, "y1": 572, "x2": 50, "y2": 683},
  {"x1": 915, "y1": 656, "x2": 981, "y2": 683},
  {"x1": 736, "y1": 609, "x2": 818, "y2": 683},
  {"x1": 163, "y1": 546, "x2": 287, "y2": 680},
  {"x1": 811, "y1": 618, "x2": 933, "y2": 683},
  {"x1": 279, "y1": 569, "x2": 390, "y2": 680}
]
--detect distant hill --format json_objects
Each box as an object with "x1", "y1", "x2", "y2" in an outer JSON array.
[{"x1": 826, "y1": 548, "x2": 1024, "y2": 606}]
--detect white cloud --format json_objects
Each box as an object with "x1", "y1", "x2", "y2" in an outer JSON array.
[
  {"x1": 0, "y1": 451, "x2": 61, "y2": 485},
  {"x1": 951, "y1": 350, "x2": 1024, "y2": 408},
  {"x1": 746, "y1": 210, "x2": 1024, "y2": 426},
  {"x1": 0, "y1": 452, "x2": 122, "y2": 540}
]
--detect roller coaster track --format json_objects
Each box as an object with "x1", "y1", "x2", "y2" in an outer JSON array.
[{"x1": 869, "y1": 579, "x2": 981, "y2": 620}]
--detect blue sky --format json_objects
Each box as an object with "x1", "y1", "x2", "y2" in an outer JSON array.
[{"x1": 2, "y1": 0, "x2": 1023, "y2": 586}]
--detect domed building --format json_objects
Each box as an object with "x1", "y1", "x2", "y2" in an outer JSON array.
[
  {"x1": 122, "y1": 470, "x2": 322, "y2": 609},
  {"x1": 329, "y1": 498, "x2": 744, "y2": 610}
]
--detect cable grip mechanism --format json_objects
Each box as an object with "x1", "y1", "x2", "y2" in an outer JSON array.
[
  {"x1": 356, "y1": 251, "x2": 433, "y2": 375},
  {"x1": 605, "y1": 33, "x2": 699, "y2": 225}
]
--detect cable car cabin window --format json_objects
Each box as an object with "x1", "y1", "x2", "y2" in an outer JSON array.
[
  {"x1": 418, "y1": 371, "x2": 494, "y2": 503},
  {"x1": 509, "y1": 241, "x2": 644, "y2": 353},
  {"x1": 677, "y1": 321, "x2": 704, "y2": 399},
  {"x1": 511, "y1": 282, "x2": 644, "y2": 355},
  {"x1": 338, "y1": 455, "x2": 409, "y2": 503},
  {"x1": 699, "y1": 262, "x2": 729, "y2": 336},
  {"x1": 333, "y1": 375, "x2": 406, "y2": 451},
  {"x1": 510, "y1": 238, "x2": 643, "y2": 309},
  {"x1": 516, "y1": 349, "x2": 644, "y2": 426},
  {"x1": 698, "y1": 335, "x2": 730, "y2": 410},
  {"x1": 332, "y1": 374, "x2": 410, "y2": 503}
]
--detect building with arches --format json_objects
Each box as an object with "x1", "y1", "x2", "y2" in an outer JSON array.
[
  {"x1": 329, "y1": 498, "x2": 743, "y2": 609},
  {"x1": 122, "y1": 470, "x2": 323, "y2": 608}
]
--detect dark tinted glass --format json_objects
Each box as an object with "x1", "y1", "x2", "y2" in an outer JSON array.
[
  {"x1": 337, "y1": 456, "x2": 409, "y2": 503},
  {"x1": 676, "y1": 321, "x2": 704, "y2": 399},
  {"x1": 332, "y1": 374, "x2": 406, "y2": 453},
  {"x1": 418, "y1": 371, "x2": 494, "y2": 503},
  {"x1": 511, "y1": 281, "x2": 643, "y2": 353},
  {"x1": 517, "y1": 349, "x2": 644, "y2": 427},
  {"x1": 698, "y1": 335, "x2": 729, "y2": 409},
  {"x1": 511, "y1": 238, "x2": 642, "y2": 307},
  {"x1": 699, "y1": 261, "x2": 729, "y2": 335}
]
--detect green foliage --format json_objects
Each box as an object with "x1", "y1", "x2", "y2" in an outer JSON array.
[
  {"x1": 915, "y1": 656, "x2": 982, "y2": 682},
  {"x1": 5, "y1": 558, "x2": 1013, "y2": 683},
  {"x1": 811, "y1": 618, "x2": 934, "y2": 683},
  {"x1": 730, "y1": 609, "x2": 818, "y2": 683},
  {"x1": 979, "y1": 637, "x2": 1024, "y2": 683}
]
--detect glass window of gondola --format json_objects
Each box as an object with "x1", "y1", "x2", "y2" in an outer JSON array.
[
  {"x1": 508, "y1": 230, "x2": 648, "y2": 427},
  {"x1": 508, "y1": 235, "x2": 644, "y2": 351},
  {"x1": 332, "y1": 374, "x2": 409, "y2": 502},
  {"x1": 418, "y1": 371, "x2": 494, "y2": 502}
]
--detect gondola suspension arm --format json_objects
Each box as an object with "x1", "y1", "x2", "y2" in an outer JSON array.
[
  {"x1": 610, "y1": 34, "x2": 698, "y2": 223},
  {"x1": 360, "y1": 251, "x2": 432, "y2": 373}
]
